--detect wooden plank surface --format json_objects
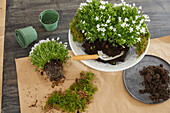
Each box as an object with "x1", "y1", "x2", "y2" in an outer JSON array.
[
  {"x1": 0, "y1": 0, "x2": 6, "y2": 36},
  {"x1": 2, "y1": 0, "x2": 170, "y2": 113},
  {"x1": 0, "y1": 0, "x2": 6, "y2": 111}
]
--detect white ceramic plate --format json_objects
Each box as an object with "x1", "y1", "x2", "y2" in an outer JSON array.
[{"x1": 68, "y1": 30, "x2": 150, "y2": 72}]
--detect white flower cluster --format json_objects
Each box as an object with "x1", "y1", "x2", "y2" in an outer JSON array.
[
  {"x1": 79, "y1": 3, "x2": 88, "y2": 10},
  {"x1": 29, "y1": 37, "x2": 68, "y2": 56},
  {"x1": 78, "y1": 0, "x2": 150, "y2": 43}
]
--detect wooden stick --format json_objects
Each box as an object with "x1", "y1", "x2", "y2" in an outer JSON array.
[{"x1": 73, "y1": 54, "x2": 98, "y2": 60}]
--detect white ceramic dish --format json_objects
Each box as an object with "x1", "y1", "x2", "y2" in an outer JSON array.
[{"x1": 68, "y1": 30, "x2": 150, "y2": 72}]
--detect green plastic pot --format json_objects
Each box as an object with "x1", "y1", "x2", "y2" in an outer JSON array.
[
  {"x1": 39, "y1": 9, "x2": 59, "y2": 31},
  {"x1": 14, "y1": 26, "x2": 37, "y2": 48}
]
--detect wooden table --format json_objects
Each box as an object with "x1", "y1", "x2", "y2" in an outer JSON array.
[
  {"x1": 1, "y1": 0, "x2": 170, "y2": 112},
  {"x1": 0, "y1": 0, "x2": 6, "y2": 112}
]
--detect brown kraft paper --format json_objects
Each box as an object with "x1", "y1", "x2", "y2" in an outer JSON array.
[{"x1": 15, "y1": 36, "x2": 170, "y2": 113}]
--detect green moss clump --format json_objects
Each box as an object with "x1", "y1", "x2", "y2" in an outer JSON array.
[
  {"x1": 29, "y1": 40, "x2": 70, "y2": 69},
  {"x1": 70, "y1": 15, "x2": 85, "y2": 42},
  {"x1": 45, "y1": 72, "x2": 98, "y2": 112},
  {"x1": 136, "y1": 30, "x2": 150, "y2": 56}
]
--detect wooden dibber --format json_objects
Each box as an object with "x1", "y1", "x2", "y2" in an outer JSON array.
[{"x1": 73, "y1": 54, "x2": 98, "y2": 60}]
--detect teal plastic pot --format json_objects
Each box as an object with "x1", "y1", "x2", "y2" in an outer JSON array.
[
  {"x1": 14, "y1": 26, "x2": 37, "y2": 48},
  {"x1": 39, "y1": 9, "x2": 59, "y2": 31}
]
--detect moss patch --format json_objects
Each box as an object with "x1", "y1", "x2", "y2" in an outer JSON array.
[{"x1": 45, "y1": 71, "x2": 98, "y2": 112}]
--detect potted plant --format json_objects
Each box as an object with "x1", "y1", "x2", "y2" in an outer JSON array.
[
  {"x1": 29, "y1": 38, "x2": 70, "y2": 81},
  {"x1": 70, "y1": 0, "x2": 150, "y2": 65}
]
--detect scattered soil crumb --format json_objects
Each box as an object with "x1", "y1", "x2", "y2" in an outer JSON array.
[
  {"x1": 41, "y1": 71, "x2": 44, "y2": 76},
  {"x1": 51, "y1": 77, "x2": 65, "y2": 88},
  {"x1": 29, "y1": 100, "x2": 38, "y2": 107}
]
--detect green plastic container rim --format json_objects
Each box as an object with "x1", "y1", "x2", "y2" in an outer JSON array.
[{"x1": 39, "y1": 9, "x2": 59, "y2": 25}]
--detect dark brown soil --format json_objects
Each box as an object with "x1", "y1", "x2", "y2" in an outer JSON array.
[
  {"x1": 139, "y1": 64, "x2": 169, "y2": 103},
  {"x1": 44, "y1": 60, "x2": 64, "y2": 81},
  {"x1": 82, "y1": 40, "x2": 129, "y2": 65}
]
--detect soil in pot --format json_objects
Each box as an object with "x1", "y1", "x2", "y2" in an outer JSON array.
[
  {"x1": 44, "y1": 59, "x2": 64, "y2": 81},
  {"x1": 139, "y1": 64, "x2": 169, "y2": 103},
  {"x1": 82, "y1": 40, "x2": 129, "y2": 65}
]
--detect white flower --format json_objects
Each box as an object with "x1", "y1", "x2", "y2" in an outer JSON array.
[
  {"x1": 87, "y1": 37, "x2": 90, "y2": 40},
  {"x1": 137, "y1": 37, "x2": 141, "y2": 42},
  {"x1": 86, "y1": 0, "x2": 92, "y2": 3},
  {"x1": 95, "y1": 17, "x2": 99, "y2": 21},
  {"x1": 100, "y1": 1, "x2": 108, "y2": 5},
  {"x1": 83, "y1": 21, "x2": 85, "y2": 24},
  {"x1": 138, "y1": 11, "x2": 141, "y2": 14},
  {"x1": 29, "y1": 50, "x2": 33, "y2": 55},
  {"x1": 109, "y1": 16, "x2": 111, "y2": 19},
  {"x1": 145, "y1": 19, "x2": 151, "y2": 22},
  {"x1": 121, "y1": 0, "x2": 126, "y2": 5},
  {"x1": 140, "y1": 19, "x2": 144, "y2": 24},
  {"x1": 143, "y1": 14, "x2": 149, "y2": 19},
  {"x1": 126, "y1": 24, "x2": 129, "y2": 27},
  {"x1": 106, "y1": 19, "x2": 111, "y2": 23},
  {"x1": 82, "y1": 30, "x2": 85, "y2": 33},
  {"x1": 102, "y1": 33, "x2": 105, "y2": 36},
  {"x1": 133, "y1": 3, "x2": 135, "y2": 7},
  {"x1": 118, "y1": 17, "x2": 122, "y2": 22},
  {"x1": 80, "y1": 3, "x2": 88, "y2": 9},
  {"x1": 132, "y1": 20, "x2": 136, "y2": 24},
  {"x1": 102, "y1": 24, "x2": 108, "y2": 27},
  {"x1": 140, "y1": 27, "x2": 146, "y2": 33},
  {"x1": 64, "y1": 42, "x2": 68, "y2": 45},
  {"x1": 118, "y1": 34, "x2": 121, "y2": 37},
  {"x1": 51, "y1": 38, "x2": 55, "y2": 41},
  {"x1": 121, "y1": 22, "x2": 126, "y2": 28},
  {"x1": 97, "y1": 28, "x2": 100, "y2": 32},
  {"x1": 99, "y1": 5, "x2": 106, "y2": 9},
  {"x1": 60, "y1": 41, "x2": 62, "y2": 44},
  {"x1": 136, "y1": 32, "x2": 140, "y2": 35},
  {"x1": 122, "y1": 7, "x2": 125, "y2": 10},
  {"x1": 113, "y1": 28, "x2": 117, "y2": 32},
  {"x1": 64, "y1": 45, "x2": 68, "y2": 48},
  {"x1": 39, "y1": 40, "x2": 46, "y2": 44},
  {"x1": 97, "y1": 24, "x2": 100, "y2": 28},
  {"x1": 57, "y1": 37, "x2": 60, "y2": 41},
  {"x1": 110, "y1": 26, "x2": 113, "y2": 30},
  {"x1": 125, "y1": 3, "x2": 130, "y2": 7},
  {"x1": 124, "y1": 18, "x2": 129, "y2": 22},
  {"x1": 46, "y1": 38, "x2": 50, "y2": 42},
  {"x1": 139, "y1": 6, "x2": 142, "y2": 10},
  {"x1": 129, "y1": 27, "x2": 133, "y2": 33},
  {"x1": 135, "y1": 16, "x2": 139, "y2": 20},
  {"x1": 97, "y1": 28, "x2": 106, "y2": 32},
  {"x1": 113, "y1": 3, "x2": 123, "y2": 7},
  {"x1": 101, "y1": 28, "x2": 106, "y2": 32},
  {"x1": 136, "y1": 26, "x2": 140, "y2": 30}
]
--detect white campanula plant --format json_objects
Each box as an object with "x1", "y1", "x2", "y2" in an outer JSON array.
[
  {"x1": 70, "y1": 0, "x2": 151, "y2": 56},
  {"x1": 29, "y1": 38, "x2": 70, "y2": 69}
]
